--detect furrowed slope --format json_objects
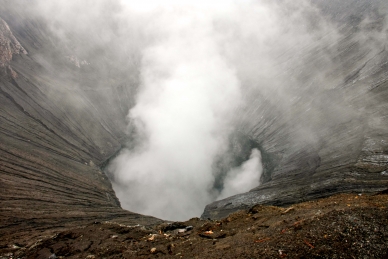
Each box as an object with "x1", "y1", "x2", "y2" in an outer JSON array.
[{"x1": 0, "y1": 2, "x2": 161, "y2": 245}]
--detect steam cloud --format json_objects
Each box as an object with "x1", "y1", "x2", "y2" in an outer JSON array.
[
  {"x1": 217, "y1": 148, "x2": 263, "y2": 200},
  {"x1": 30, "y1": 0, "x2": 387, "y2": 220},
  {"x1": 108, "y1": 0, "x2": 339, "y2": 220},
  {"x1": 109, "y1": 4, "x2": 243, "y2": 220}
]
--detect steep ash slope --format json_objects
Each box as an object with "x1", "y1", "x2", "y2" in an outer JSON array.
[
  {"x1": 203, "y1": 0, "x2": 388, "y2": 219},
  {"x1": 0, "y1": 2, "x2": 161, "y2": 245}
]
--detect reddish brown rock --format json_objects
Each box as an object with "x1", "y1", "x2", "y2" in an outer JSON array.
[{"x1": 0, "y1": 17, "x2": 27, "y2": 67}]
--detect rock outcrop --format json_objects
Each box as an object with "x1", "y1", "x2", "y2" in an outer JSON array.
[{"x1": 0, "y1": 17, "x2": 27, "y2": 78}]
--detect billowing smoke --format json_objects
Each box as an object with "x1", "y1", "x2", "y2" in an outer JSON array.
[
  {"x1": 108, "y1": 4, "x2": 243, "y2": 220},
  {"x1": 217, "y1": 148, "x2": 263, "y2": 200},
  {"x1": 107, "y1": 0, "x2": 340, "y2": 220},
  {"x1": 28, "y1": 0, "x2": 387, "y2": 220}
]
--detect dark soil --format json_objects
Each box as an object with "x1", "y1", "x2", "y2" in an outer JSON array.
[{"x1": 1, "y1": 193, "x2": 387, "y2": 259}]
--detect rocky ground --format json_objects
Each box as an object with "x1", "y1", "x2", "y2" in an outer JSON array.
[{"x1": 1, "y1": 192, "x2": 387, "y2": 259}]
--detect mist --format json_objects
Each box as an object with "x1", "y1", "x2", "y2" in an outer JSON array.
[
  {"x1": 217, "y1": 148, "x2": 263, "y2": 200},
  {"x1": 26, "y1": 0, "x2": 388, "y2": 220},
  {"x1": 107, "y1": 0, "x2": 342, "y2": 220}
]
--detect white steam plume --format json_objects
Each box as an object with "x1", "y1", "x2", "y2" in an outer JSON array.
[
  {"x1": 28, "y1": 0, "x2": 388, "y2": 221},
  {"x1": 217, "y1": 148, "x2": 263, "y2": 201},
  {"x1": 108, "y1": 0, "x2": 340, "y2": 220},
  {"x1": 109, "y1": 4, "x2": 243, "y2": 220}
]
